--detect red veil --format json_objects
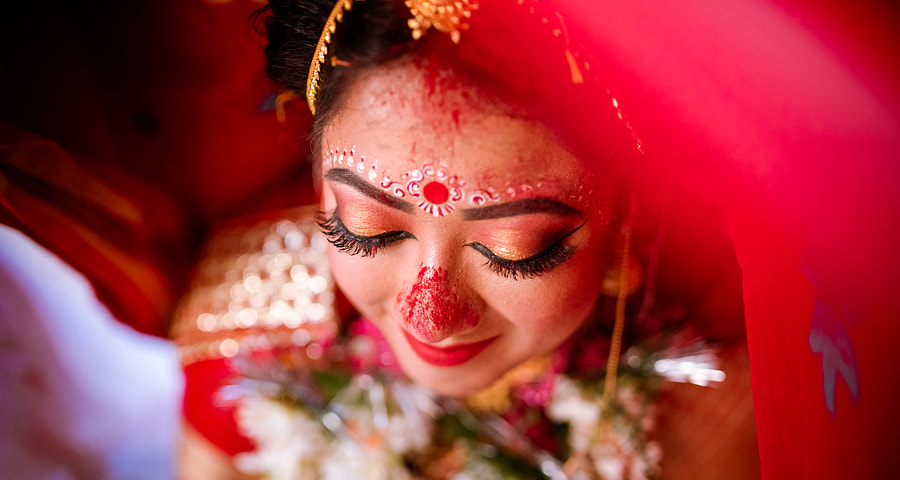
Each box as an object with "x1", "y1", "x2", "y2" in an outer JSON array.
[{"x1": 559, "y1": 0, "x2": 900, "y2": 477}]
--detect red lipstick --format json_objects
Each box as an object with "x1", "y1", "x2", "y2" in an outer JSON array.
[{"x1": 402, "y1": 330, "x2": 495, "y2": 367}]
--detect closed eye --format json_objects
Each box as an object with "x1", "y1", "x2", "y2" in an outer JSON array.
[
  {"x1": 316, "y1": 210, "x2": 415, "y2": 257},
  {"x1": 465, "y1": 222, "x2": 585, "y2": 279}
]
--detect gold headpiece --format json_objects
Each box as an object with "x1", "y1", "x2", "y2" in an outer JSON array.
[
  {"x1": 406, "y1": 0, "x2": 478, "y2": 44},
  {"x1": 305, "y1": 0, "x2": 478, "y2": 115},
  {"x1": 306, "y1": 0, "x2": 357, "y2": 115}
]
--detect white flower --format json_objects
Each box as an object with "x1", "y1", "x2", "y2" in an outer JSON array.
[
  {"x1": 320, "y1": 439, "x2": 412, "y2": 480},
  {"x1": 646, "y1": 440, "x2": 663, "y2": 465},
  {"x1": 617, "y1": 384, "x2": 644, "y2": 418},
  {"x1": 628, "y1": 456, "x2": 650, "y2": 480},
  {"x1": 591, "y1": 439, "x2": 630, "y2": 480},
  {"x1": 546, "y1": 376, "x2": 601, "y2": 451},
  {"x1": 384, "y1": 380, "x2": 434, "y2": 453},
  {"x1": 385, "y1": 413, "x2": 430, "y2": 453},
  {"x1": 547, "y1": 376, "x2": 601, "y2": 425},
  {"x1": 234, "y1": 394, "x2": 328, "y2": 480},
  {"x1": 594, "y1": 456, "x2": 625, "y2": 480},
  {"x1": 452, "y1": 455, "x2": 505, "y2": 480},
  {"x1": 640, "y1": 403, "x2": 658, "y2": 432}
]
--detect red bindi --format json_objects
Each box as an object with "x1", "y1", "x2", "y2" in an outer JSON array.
[
  {"x1": 422, "y1": 181, "x2": 449, "y2": 204},
  {"x1": 396, "y1": 265, "x2": 478, "y2": 343}
]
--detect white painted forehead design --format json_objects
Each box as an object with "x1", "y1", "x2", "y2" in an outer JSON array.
[{"x1": 323, "y1": 144, "x2": 503, "y2": 217}]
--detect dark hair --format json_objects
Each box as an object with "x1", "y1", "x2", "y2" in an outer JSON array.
[{"x1": 257, "y1": 0, "x2": 640, "y2": 181}]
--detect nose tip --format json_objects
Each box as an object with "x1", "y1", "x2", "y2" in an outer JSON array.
[{"x1": 396, "y1": 265, "x2": 478, "y2": 343}]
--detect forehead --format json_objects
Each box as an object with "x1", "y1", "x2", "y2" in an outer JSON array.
[{"x1": 321, "y1": 57, "x2": 587, "y2": 194}]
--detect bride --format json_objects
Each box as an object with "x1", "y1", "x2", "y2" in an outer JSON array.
[
  {"x1": 1, "y1": 0, "x2": 895, "y2": 478},
  {"x1": 174, "y1": 0, "x2": 756, "y2": 478}
]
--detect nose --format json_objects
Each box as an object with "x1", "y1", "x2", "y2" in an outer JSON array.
[{"x1": 395, "y1": 265, "x2": 479, "y2": 343}]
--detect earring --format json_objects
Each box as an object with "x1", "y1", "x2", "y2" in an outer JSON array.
[
  {"x1": 274, "y1": 90, "x2": 298, "y2": 124},
  {"x1": 601, "y1": 232, "x2": 642, "y2": 297}
]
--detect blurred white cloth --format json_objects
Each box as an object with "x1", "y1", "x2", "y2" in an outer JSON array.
[{"x1": 0, "y1": 225, "x2": 183, "y2": 480}]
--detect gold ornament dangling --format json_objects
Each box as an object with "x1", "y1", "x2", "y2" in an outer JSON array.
[
  {"x1": 604, "y1": 223, "x2": 633, "y2": 402},
  {"x1": 405, "y1": 0, "x2": 478, "y2": 44},
  {"x1": 601, "y1": 254, "x2": 642, "y2": 297}
]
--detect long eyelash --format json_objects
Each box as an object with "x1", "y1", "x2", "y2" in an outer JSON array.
[
  {"x1": 466, "y1": 223, "x2": 585, "y2": 280},
  {"x1": 468, "y1": 242, "x2": 576, "y2": 280},
  {"x1": 315, "y1": 210, "x2": 413, "y2": 257}
]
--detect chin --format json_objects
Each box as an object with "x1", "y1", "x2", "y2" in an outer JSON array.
[
  {"x1": 408, "y1": 365, "x2": 497, "y2": 397},
  {"x1": 389, "y1": 346, "x2": 500, "y2": 397}
]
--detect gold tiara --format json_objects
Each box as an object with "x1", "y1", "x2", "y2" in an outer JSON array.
[
  {"x1": 305, "y1": 0, "x2": 478, "y2": 115},
  {"x1": 306, "y1": 0, "x2": 357, "y2": 115}
]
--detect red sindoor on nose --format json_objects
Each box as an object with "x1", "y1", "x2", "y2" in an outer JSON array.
[{"x1": 397, "y1": 265, "x2": 478, "y2": 343}]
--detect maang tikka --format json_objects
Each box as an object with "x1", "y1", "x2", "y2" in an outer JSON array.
[{"x1": 405, "y1": 0, "x2": 479, "y2": 44}]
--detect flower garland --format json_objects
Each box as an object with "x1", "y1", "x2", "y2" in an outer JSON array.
[{"x1": 227, "y1": 320, "x2": 724, "y2": 480}]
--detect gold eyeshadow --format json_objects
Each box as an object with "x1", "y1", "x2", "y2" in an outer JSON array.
[
  {"x1": 337, "y1": 206, "x2": 398, "y2": 237},
  {"x1": 330, "y1": 186, "x2": 406, "y2": 237},
  {"x1": 478, "y1": 228, "x2": 565, "y2": 261},
  {"x1": 339, "y1": 216, "x2": 384, "y2": 237}
]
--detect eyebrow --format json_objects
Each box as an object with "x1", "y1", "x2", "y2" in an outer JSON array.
[
  {"x1": 461, "y1": 198, "x2": 581, "y2": 221},
  {"x1": 324, "y1": 168, "x2": 415, "y2": 214}
]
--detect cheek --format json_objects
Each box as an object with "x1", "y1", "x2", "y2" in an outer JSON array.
[
  {"x1": 509, "y1": 279, "x2": 599, "y2": 334},
  {"x1": 493, "y1": 250, "x2": 609, "y2": 338},
  {"x1": 320, "y1": 186, "x2": 401, "y2": 318},
  {"x1": 327, "y1": 247, "x2": 397, "y2": 319}
]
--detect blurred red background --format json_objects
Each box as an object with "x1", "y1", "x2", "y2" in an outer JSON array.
[{"x1": 2, "y1": 1, "x2": 898, "y2": 478}]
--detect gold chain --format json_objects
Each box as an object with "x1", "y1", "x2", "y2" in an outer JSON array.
[{"x1": 603, "y1": 222, "x2": 630, "y2": 402}]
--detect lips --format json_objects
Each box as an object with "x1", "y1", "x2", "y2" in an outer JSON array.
[{"x1": 402, "y1": 330, "x2": 496, "y2": 367}]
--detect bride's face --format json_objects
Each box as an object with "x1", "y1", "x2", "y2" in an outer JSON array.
[{"x1": 318, "y1": 58, "x2": 616, "y2": 396}]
